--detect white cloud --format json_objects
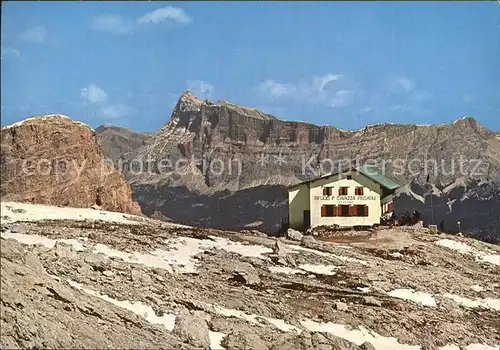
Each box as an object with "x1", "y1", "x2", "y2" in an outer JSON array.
[
  {"x1": 328, "y1": 90, "x2": 355, "y2": 108},
  {"x1": 311, "y1": 74, "x2": 341, "y2": 95},
  {"x1": 1, "y1": 46, "x2": 20, "y2": 59},
  {"x1": 257, "y1": 73, "x2": 351, "y2": 108},
  {"x1": 90, "y1": 15, "x2": 132, "y2": 34},
  {"x1": 100, "y1": 104, "x2": 131, "y2": 119},
  {"x1": 187, "y1": 80, "x2": 214, "y2": 98},
  {"x1": 20, "y1": 26, "x2": 47, "y2": 43},
  {"x1": 138, "y1": 6, "x2": 191, "y2": 25},
  {"x1": 80, "y1": 84, "x2": 108, "y2": 104},
  {"x1": 258, "y1": 80, "x2": 297, "y2": 99}
]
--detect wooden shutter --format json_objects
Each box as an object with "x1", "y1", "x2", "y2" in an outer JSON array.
[
  {"x1": 323, "y1": 188, "x2": 328, "y2": 196},
  {"x1": 328, "y1": 187, "x2": 333, "y2": 196},
  {"x1": 348, "y1": 206, "x2": 355, "y2": 217},
  {"x1": 364, "y1": 205, "x2": 369, "y2": 217},
  {"x1": 321, "y1": 205, "x2": 327, "y2": 217},
  {"x1": 359, "y1": 187, "x2": 364, "y2": 196}
]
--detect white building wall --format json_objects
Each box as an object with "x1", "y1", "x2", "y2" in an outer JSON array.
[
  {"x1": 288, "y1": 183, "x2": 310, "y2": 230},
  {"x1": 308, "y1": 172, "x2": 382, "y2": 228}
]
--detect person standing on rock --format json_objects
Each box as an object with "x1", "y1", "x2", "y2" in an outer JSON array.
[{"x1": 439, "y1": 219, "x2": 445, "y2": 233}]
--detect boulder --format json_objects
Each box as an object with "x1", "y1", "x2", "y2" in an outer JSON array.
[
  {"x1": 172, "y1": 309, "x2": 211, "y2": 349},
  {"x1": 301, "y1": 235, "x2": 321, "y2": 249},
  {"x1": 54, "y1": 241, "x2": 78, "y2": 260},
  {"x1": 363, "y1": 296, "x2": 382, "y2": 307},
  {"x1": 334, "y1": 301, "x2": 349, "y2": 312},
  {"x1": 286, "y1": 228, "x2": 303, "y2": 241},
  {"x1": 360, "y1": 342, "x2": 376, "y2": 350},
  {"x1": 232, "y1": 263, "x2": 261, "y2": 286},
  {"x1": 273, "y1": 239, "x2": 289, "y2": 257},
  {"x1": 222, "y1": 330, "x2": 269, "y2": 350}
]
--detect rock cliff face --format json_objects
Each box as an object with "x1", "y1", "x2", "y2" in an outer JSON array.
[
  {"x1": 1, "y1": 114, "x2": 141, "y2": 215},
  {"x1": 97, "y1": 92, "x2": 500, "y2": 241},
  {"x1": 122, "y1": 92, "x2": 500, "y2": 192},
  {"x1": 95, "y1": 125, "x2": 149, "y2": 164}
]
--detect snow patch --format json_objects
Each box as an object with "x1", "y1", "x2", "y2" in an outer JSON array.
[
  {"x1": 289, "y1": 245, "x2": 368, "y2": 265},
  {"x1": 453, "y1": 116, "x2": 473, "y2": 125},
  {"x1": 435, "y1": 239, "x2": 500, "y2": 266},
  {"x1": 439, "y1": 344, "x2": 499, "y2": 350},
  {"x1": 298, "y1": 264, "x2": 338, "y2": 275},
  {"x1": 208, "y1": 304, "x2": 302, "y2": 333},
  {"x1": 443, "y1": 177, "x2": 467, "y2": 195},
  {"x1": 446, "y1": 199, "x2": 457, "y2": 213},
  {"x1": 207, "y1": 236, "x2": 272, "y2": 259},
  {"x1": 269, "y1": 266, "x2": 306, "y2": 275},
  {"x1": 1, "y1": 202, "x2": 144, "y2": 225},
  {"x1": 203, "y1": 302, "x2": 438, "y2": 350},
  {"x1": 270, "y1": 264, "x2": 342, "y2": 276},
  {"x1": 1, "y1": 232, "x2": 87, "y2": 251},
  {"x1": 387, "y1": 289, "x2": 437, "y2": 307},
  {"x1": 1, "y1": 231, "x2": 272, "y2": 274},
  {"x1": 1, "y1": 114, "x2": 94, "y2": 131},
  {"x1": 209, "y1": 332, "x2": 227, "y2": 350},
  {"x1": 471, "y1": 285, "x2": 484, "y2": 292},
  {"x1": 243, "y1": 221, "x2": 263, "y2": 228},
  {"x1": 68, "y1": 280, "x2": 176, "y2": 330},
  {"x1": 68, "y1": 280, "x2": 225, "y2": 349},
  {"x1": 300, "y1": 320, "x2": 421, "y2": 350},
  {"x1": 398, "y1": 184, "x2": 425, "y2": 204},
  {"x1": 443, "y1": 294, "x2": 500, "y2": 311}
]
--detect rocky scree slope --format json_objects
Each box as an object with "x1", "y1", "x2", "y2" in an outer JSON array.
[
  {"x1": 97, "y1": 92, "x2": 500, "y2": 240},
  {"x1": 1, "y1": 114, "x2": 141, "y2": 215},
  {"x1": 1, "y1": 201, "x2": 499, "y2": 349}
]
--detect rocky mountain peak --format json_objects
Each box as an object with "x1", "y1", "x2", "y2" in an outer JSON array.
[
  {"x1": 1, "y1": 114, "x2": 141, "y2": 215},
  {"x1": 2, "y1": 114, "x2": 94, "y2": 132},
  {"x1": 177, "y1": 90, "x2": 204, "y2": 111}
]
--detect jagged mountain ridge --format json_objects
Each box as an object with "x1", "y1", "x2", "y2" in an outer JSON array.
[
  {"x1": 95, "y1": 92, "x2": 500, "y2": 241},
  {"x1": 118, "y1": 91, "x2": 500, "y2": 193}
]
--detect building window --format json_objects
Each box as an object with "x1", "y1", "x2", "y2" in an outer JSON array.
[
  {"x1": 338, "y1": 187, "x2": 348, "y2": 196},
  {"x1": 347, "y1": 175, "x2": 353, "y2": 180},
  {"x1": 355, "y1": 187, "x2": 364, "y2": 195},
  {"x1": 356, "y1": 205, "x2": 369, "y2": 217},
  {"x1": 322, "y1": 205, "x2": 369, "y2": 217},
  {"x1": 340, "y1": 205, "x2": 350, "y2": 217},
  {"x1": 323, "y1": 187, "x2": 333, "y2": 196},
  {"x1": 321, "y1": 205, "x2": 335, "y2": 217}
]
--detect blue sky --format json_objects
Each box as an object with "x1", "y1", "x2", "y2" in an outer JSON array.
[{"x1": 1, "y1": 1, "x2": 499, "y2": 132}]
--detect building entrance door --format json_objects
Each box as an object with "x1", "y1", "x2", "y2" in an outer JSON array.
[{"x1": 303, "y1": 210, "x2": 311, "y2": 230}]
